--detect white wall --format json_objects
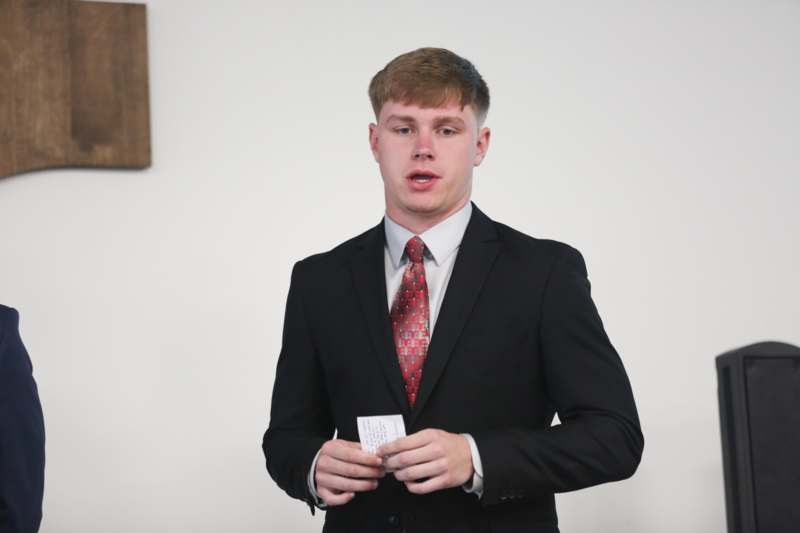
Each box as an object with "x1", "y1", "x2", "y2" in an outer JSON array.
[{"x1": 1, "y1": 1, "x2": 798, "y2": 531}]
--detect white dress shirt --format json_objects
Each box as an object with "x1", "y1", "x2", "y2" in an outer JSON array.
[{"x1": 308, "y1": 201, "x2": 484, "y2": 505}]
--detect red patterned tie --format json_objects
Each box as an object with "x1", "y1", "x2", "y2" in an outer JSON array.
[{"x1": 390, "y1": 236, "x2": 430, "y2": 407}]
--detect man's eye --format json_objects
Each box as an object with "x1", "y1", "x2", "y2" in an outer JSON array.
[
  {"x1": 395, "y1": 127, "x2": 412, "y2": 135},
  {"x1": 439, "y1": 128, "x2": 456, "y2": 136}
]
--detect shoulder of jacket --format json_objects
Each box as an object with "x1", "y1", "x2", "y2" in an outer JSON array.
[
  {"x1": 491, "y1": 220, "x2": 580, "y2": 262},
  {"x1": 292, "y1": 225, "x2": 378, "y2": 275}
]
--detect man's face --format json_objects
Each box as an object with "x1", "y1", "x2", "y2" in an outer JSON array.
[{"x1": 369, "y1": 100, "x2": 490, "y2": 230}]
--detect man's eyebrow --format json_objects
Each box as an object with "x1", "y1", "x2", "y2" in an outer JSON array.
[
  {"x1": 432, "y1": 116, "x2": 466, "y2": 127},
  {"x1": 384, "y1": 115, "x2": 466, "y2": 127},
  {"x1": 385, "y1": 114, "x2": 417, "y2": 124}
]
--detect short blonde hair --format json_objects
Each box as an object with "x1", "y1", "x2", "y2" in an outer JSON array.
[{"x1": 368, "y1": 47, "x2": 490, "y2": 125}]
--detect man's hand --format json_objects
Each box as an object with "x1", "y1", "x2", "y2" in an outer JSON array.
[
  {"x1": 377, "y1": 429, "x2": 473, "y2": 495},
  {"x1": 315, "y1": 439, "x2": 385, "y2": 506}
]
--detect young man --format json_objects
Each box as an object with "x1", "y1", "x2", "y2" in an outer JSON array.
[{"x1": 263, "y1": 48, "x2": 643, "y2": 533}]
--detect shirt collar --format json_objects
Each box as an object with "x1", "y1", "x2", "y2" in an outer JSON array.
[{"x1": 384, "y1": 201, "x2": 473, "y2": 268}]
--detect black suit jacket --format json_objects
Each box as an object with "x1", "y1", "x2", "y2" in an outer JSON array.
[
  {"x1": 263, "y1": 204, "x2": 643, "y2": 533},
  {"x1": 0, "y1": 306, "x2": 45, "y2": 533}
]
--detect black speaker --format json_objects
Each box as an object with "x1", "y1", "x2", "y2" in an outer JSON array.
[{"x1": 716, "y1": 341, "x2": 800, "y2": 533}]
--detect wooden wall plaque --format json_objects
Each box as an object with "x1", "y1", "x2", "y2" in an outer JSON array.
[{"x1": 0, "y1": 0, "x2": 150, "y2": 178}]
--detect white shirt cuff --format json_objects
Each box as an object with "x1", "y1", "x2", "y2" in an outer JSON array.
[
  {"x1": 461, "y1": 433, "x2": 484, "y2": 498},
  {"x1": 307, "y1": 448, "x2": 327, "y2": 508}
]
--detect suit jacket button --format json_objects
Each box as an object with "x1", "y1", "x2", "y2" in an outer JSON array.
[{"x1": 388, "y1": 514, "x2": 401, "y2": 527}]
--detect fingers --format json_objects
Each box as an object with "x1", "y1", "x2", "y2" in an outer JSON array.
[
  {"x1": 404, "y1": 474, "x2": 448, "y2": 495},
  {"x1": 394, "y1": 458, "x2": 446, "y2": 482},
  {"x1": 316, "y1": 471, "x2": 380, "y2": 493},
  {"x1": 317, "y1": 454, "x2": 385, "y2": 480},
  {"x1": 382, "y1": 431, "x2": 474, "y2": 492},
  {"x1": 317, "y1": 486, "x2": 354, "y2": 507},
  {"x1": 314, "y1": 439, "x2": 383, "y2": 507},
  {"x1": 322, "y1": 439, "x2": 383, "y2": 467},
  {"x1": 383, "y1": 443, "x2": 437, "y2": 472},
  {"x1": 377, "y1": 428, "x2": 437, "y2": 456}
]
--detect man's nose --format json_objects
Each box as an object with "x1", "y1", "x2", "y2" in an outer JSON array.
[{"x1": 413, "y1": 132, "x2": 434, "y2": 160}]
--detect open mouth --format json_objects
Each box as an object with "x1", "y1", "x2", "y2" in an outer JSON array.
[{"x1": 406, "y1": 171, "x2": 441, "y2": 182}]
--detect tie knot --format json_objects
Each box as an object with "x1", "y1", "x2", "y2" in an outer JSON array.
[{"x1": 405, "y1": 236, "x2": 426, "y2": 264}]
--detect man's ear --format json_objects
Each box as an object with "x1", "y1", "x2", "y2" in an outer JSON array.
[
  {"x1": 369, "y1": 123, "x2": 379, "y2": 162},
  {"x1": 474, "y1": 127, "x2": 491, "y2": 166}
]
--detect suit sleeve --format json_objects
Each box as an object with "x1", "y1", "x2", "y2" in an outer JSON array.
[
  {"x1": 472, "y1": 246, "x2": 644, "y2": 506},
  {"x1": 0, "y1": 307, "x2": 45, "y2": 533},
  {"x1": 262, "y1": 262, "x2": 334, "y2": 513}
]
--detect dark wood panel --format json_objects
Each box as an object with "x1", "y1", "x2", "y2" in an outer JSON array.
[
  {"x1": 0, "y1": 0, "x2": 71, "y2": 176},
  {"x1": 0, "y1": 4, "x2": 15, "y2": 172},
  {"x1": 0, "y1": 0, "x2": 150, "y2": 178},
  {"x1": 68, "y1": 1, "x2": 150, "y2": 167}
]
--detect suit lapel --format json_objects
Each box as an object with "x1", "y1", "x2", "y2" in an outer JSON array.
[
  {"x1": 347, "y1": 205, "x2": 501, "y2": 425},
  {"x1": 348, "y1": 220, "x2": 412, "y2": 418},
  {"x1": 409, "y1": 204, "x2": 500, "y2": 427}
]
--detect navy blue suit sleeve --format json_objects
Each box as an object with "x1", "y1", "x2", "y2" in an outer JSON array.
[{"x1": 0, "y1": 307, "x2": 45, "y2": 533}]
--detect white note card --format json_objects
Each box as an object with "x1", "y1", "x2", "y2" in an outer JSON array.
[{"x1": 357, "y1": 415, "x2": 406, "y2": 454}]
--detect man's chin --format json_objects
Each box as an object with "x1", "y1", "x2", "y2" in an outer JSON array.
[
  {"x1": 403, "y1": 196, "x2": 469, "y2": 219},
  {"x1": 404, "y1": 204, "x2": 445, "y2": 219}
]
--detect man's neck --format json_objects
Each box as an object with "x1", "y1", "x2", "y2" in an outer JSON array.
[{"x1": 386, "y1": 199, "x2": 471, "y2": 235}]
